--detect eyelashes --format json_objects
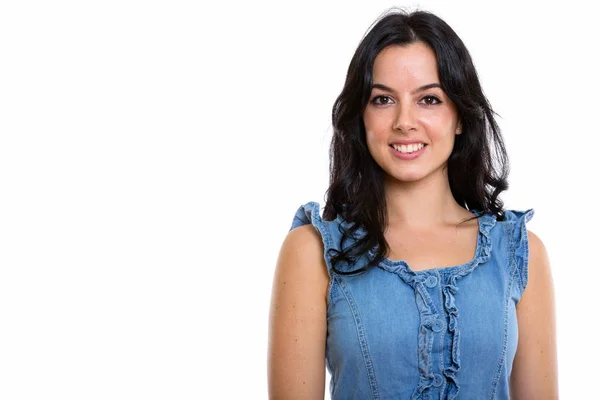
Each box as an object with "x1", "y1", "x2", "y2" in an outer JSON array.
[
  {"x1": 370, "y1": 95, "x2": 442, "y2": 106},
  {"x1": 371, "y1": 95, "x2": 394, "y2": 105},
  {"x1": 419, "y1": 95, "x2": 442, "y2": 105}
]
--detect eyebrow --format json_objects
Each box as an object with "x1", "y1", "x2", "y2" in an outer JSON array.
[{"x1": 372, "y1": 83, "x2": 442, "y2": 94}]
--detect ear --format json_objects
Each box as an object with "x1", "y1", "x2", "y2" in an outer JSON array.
[{"x1": 455, "y1": 121, "x2": 463, "y2": 135}]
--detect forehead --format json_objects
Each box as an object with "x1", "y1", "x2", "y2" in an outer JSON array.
[{"x1": 372, "y1": 42, "x2": 440, "y2": 86}]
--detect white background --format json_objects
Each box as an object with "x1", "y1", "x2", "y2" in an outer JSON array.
[{"x1": 0, "y1": 0, "x2": 597, "y2": 398}]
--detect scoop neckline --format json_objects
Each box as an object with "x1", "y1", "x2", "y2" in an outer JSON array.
[{"x1": 367, "y1": 209, "x2": 491, "y2": 275}]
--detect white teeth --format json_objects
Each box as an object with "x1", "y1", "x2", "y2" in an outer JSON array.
[{"x1": 393, "y1": 143, "x2": 424, "y2": 153}]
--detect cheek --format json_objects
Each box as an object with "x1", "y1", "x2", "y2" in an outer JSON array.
[
  {"x1": 365, "y1": 128, "x2": 386, "y2": 151},
  {"x1": 421, "y1": 113, "x2": 456, "y2": 138},
  {"x1": 364, "y1": 112, "x2": 387, "y2": 139},
  {"x1": 365, "y1": 130, "x2": 379, "y2": 157},
  {"x1": 365, "y1": 129, "x2": 375, "y2": 149},
  {"x1": 365, "y1": 130, "x2": 390, "y2": 163},
  {"x1": 363, "y1": 109, "x2": 386, "y2": 132},
  {"x1": 363, "y1": 113, "x2": 382, "y2": 149}
]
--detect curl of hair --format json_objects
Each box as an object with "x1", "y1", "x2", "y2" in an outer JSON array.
[{"x1": 322, "y1": 9, "x2": 509, "y2": 275}]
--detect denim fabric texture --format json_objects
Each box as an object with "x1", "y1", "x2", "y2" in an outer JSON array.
[{"x1": 289, "y1": 201, "x2": 534, "y2": 400}]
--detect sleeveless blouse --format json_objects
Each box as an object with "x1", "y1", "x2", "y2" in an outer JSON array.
[{"x1": 289, "y1": 201, "x2": 534, "y2": 400}]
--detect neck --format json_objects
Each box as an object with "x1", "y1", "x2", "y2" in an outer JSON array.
[{"x1": 383, "y1": 167, "x2": 470, "y2": 229}]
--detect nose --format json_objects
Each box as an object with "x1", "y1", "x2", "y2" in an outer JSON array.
[{"x1": 393, "y1": 103, "x2": 417, "y2": 132}]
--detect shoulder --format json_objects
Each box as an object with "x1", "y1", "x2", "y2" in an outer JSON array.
[
  {"x1": 515, "y1": 228, "x2": 554, "y2": 312},
  {"x1": 276, "y1": 224, "x2": 329, "y2": 288},
  {"x1": 284, "y1": 224, "x2": 325, "y2": 258},
  {"x1": 524, "y1": 229, "x2": 552, "y2": 292},
  {"x1": 526, "y1": 229, "x2": 547, "y2": 259}
]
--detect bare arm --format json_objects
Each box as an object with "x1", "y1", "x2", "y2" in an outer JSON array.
[
  {"x1": 268, "y1": 225, "x2": 330, "y2": 399},
  {"x1": 510, "y1": 230, "x2": 559, "y2": 399}
]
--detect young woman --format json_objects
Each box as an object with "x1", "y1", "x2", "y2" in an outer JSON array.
[{"x1": 268, "y1": 9, "x2": 558, "y2": 400}]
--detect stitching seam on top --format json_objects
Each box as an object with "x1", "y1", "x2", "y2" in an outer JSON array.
[
  {"x1": 337, "y1": 277, "x2": 380, "y2": 400},
  {"x1": 489, "y1": 221, "x2": 516, "y2": 398}
]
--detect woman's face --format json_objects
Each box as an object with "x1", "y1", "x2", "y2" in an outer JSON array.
[{"x1": 363, "y1": 42, "x2": 462, "y2": 184}]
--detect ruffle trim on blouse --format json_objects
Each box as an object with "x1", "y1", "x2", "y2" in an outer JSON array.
[{"x1": 504, "y1": 208, "x2": 535, "y2": 297}]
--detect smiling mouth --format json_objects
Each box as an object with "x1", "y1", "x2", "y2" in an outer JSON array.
[{"x1": 389, "y1": 143, "x2": 428, "y2": 154}]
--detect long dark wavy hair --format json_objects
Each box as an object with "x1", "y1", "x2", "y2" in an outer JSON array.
[{"x1": 323, "y1": 9, "x2": 509, "y2": 275}]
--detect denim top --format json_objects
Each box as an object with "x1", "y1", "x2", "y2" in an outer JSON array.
[{"x1": 289, "y1": 202, "x2": 534, "y2": 400}]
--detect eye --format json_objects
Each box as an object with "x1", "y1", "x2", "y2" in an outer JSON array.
[
  {"x1": 371, "y1": 95, "x2": 394, "y2": 105},
  {"x1": 419, "y1": 95, "x2": 441, "y2": 105}
]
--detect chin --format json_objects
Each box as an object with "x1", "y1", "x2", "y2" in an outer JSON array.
[{"x1": 386, "y1": 170, "x2": 429, "y2": 183}]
